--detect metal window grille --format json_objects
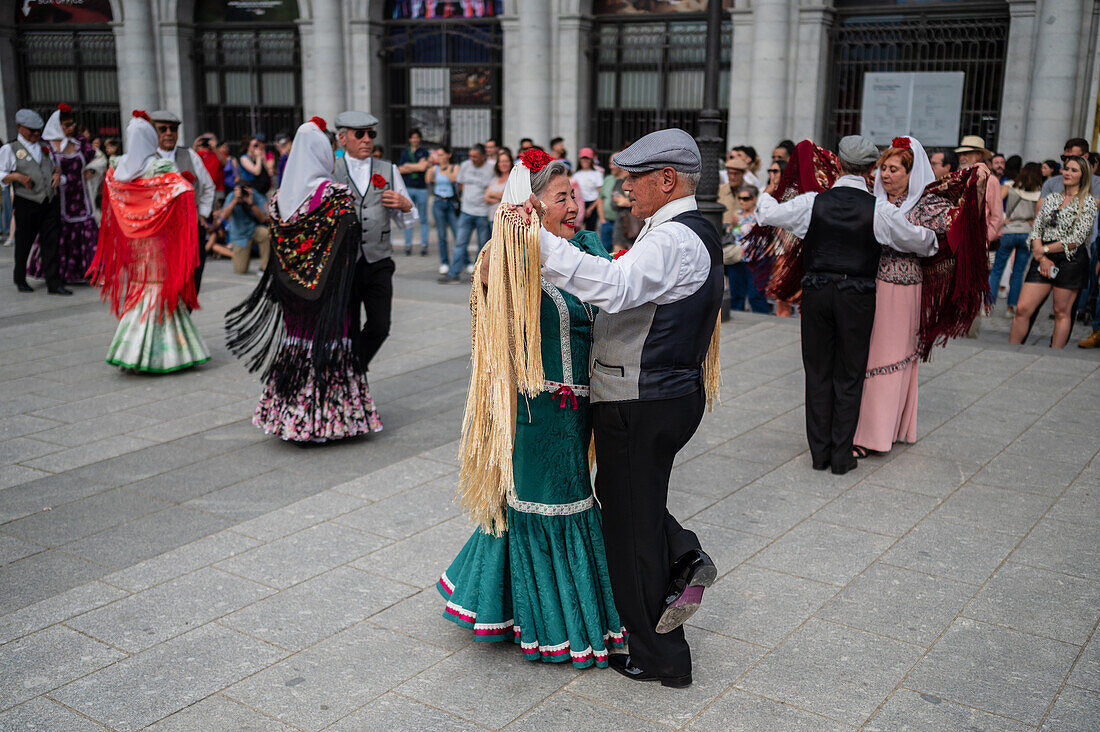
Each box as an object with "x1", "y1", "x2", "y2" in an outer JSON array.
[
  {"x1": 16, "y1": 28, "x2": 121, "y2": 137},
  {"x1": 591, "y1": 16, "x2": 731, "y2": 159},
  {"x1": 192, "y1": 26, "x2": 303, "y2": 147},
  {"x1": 826, "y1": 2, "x2": 1009, "y2": 149}
]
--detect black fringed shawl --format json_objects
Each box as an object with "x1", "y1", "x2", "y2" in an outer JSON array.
[{"x1": 225, "y1": 187, "x2": 362, "y2": 400}]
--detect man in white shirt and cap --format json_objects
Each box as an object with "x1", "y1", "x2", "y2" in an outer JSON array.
[
  {"x1": 149, "y1": 110, "x2": 215, "y2": 292},
  {"x1": 332, "y1": 111, "x2": 417, "y2": 370},
  {"x1": 0, "y1": 108, "x2": 67, "y2": 294},
  {"x1": 532, "y1": 127, "x2": 720, "y2": 689},
  {"x1": 755, "y1": 135, "x2": 938, "y2": 475}
]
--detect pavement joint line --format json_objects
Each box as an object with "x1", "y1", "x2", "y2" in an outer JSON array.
[
  {"x1": 59, "y1": 620, "x2": 133, "y2": 657},
  {"x1": 954, "y1": 613, "x2": 1089, "y2": 649},
  {"x1": 871, "y1": 560, "x2": 985, "y2": 587},
  {"x1": 809, "y1": 616, "x2": 945, "y2": 651},
  {"x1": 209, "y1": 692, "x2": 311, "y2": 732},
  {"x1": 892, "y1": 685, "x2": 1045, "y2": 729},
  {"x1": 347, "y1": 563, "x2": 423, "y2": 591},
  {"x1": 714, "y1": 686, "x2": 861, "y2": 730},
  {"x1": 210, "y1": 618, "x2": 295, "y2": 656},
  {"x1": 386, "y1": 689, "x2": 497, "y2": 731}
]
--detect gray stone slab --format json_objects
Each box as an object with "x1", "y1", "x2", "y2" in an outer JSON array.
[
  {"x1": 738, "y1": 618, "x2": 924, "y2": 726},
  {"x1": 127, "y1": 410, "x2": 243, "y2": 443},
  {"x1": 690, "y1": 564, "x2": 837, "y2": 647},
  {"x1": 335, "y1": 477, "x2": 461, "y2": 540},
  {"x1": 32, "y1": 411, "x2": 163, "y2": 448},
  {"x1": 1012, "y1": 518, "x2": 1099, "y2": 580},
  {"x1": 687, "y1": 689, "x2": 853, "y2": 731},
  {"x1": 51, "y1": 624, "x2": 287, "y2": 731},
  {"x1": 907, "y1": 618, "x2": 1079, "y2": 725},
  {"x1": 682, "y1": 520, "x2": 770, "y2": 577},
  {"x1": 933, "y1": 483, "x2": 1054, "y2": 536},
  {"x1": 1068, "y1": 634, "x2": 1100, "y2": 692},
  {"x1": 332, "y1": 456, "x2": 457, "y2": 502},
  {"x1": 564, "y1": 627, "x2": 765, "y2": 728},
  {"x1": 752, "y1": 520, "x2": 894, "y2": 586},
  {"x1": 28, "y1": 391, "x2": 155, "y2": 424},
  {"x1": 352, "y1": 517, "x2": 473, "y2": 589},
  {"x1": 0, "y1": 436, "x2": 62, "y2": 464},
  {"x1": 0, "y1": 533, "x2": 42, "y2": 565},
  {"x1": 814, "y1": 483, "x2": 939, "y2": 537},
  {"x1": 68, "y1": 567, "x2": 274, "y2": 652},
  {"x1": 509, "y1": 690, "x2": 671, "y2": 731},
  {"x1": 69, "y1": 438, "x2": 228, "y2": 487},
  {"x1": 694, "y1": 482, "x2": 828, "y2": 538},
  {"x1": 0, "y1": 580, "x2": 127, "y2": 646},
  {"x1": 215, "y1": 522, "x2": 389, "y2": 589},
  {"x1": 146, "y1": 694, "x2": 295, "y2": 731},
  {"x1": 226, "y1": 622, "x2": 448, "y2": 730},
  {"x1": 0, "y1": 414, "x2": 58, "y2": 441},
  {"x1": 1042, "y1": 684, "x2": 1100, "y2": 731},
  {"x1": 0, "y1": 549, "x2": 107, "y2": 615},
  {"x1": 964, "y1": 562, "x2": 1100, "y2": 645},
  {"x1": 102, "y1": 530, "x2": 261, "y2": 592},
  {"x1": 668, "y1": 488, "x2": 717, "y2": 519},
  {"x1": 881, "y1": 518, "x2": 1019, "y2": 585},
  {"x1": 0, "y1": 697, "x2": 105, "y2": 732},
  {"x1": 0, "y1": 464, "x2": 50, "y2": 490},
  {"x1": 908, "y1": 428, "x2": 1007, "y2": 465},
  {"x1": 222, "y1": 566, "x2": 415, "y2": 651},
  {"x1": 123, "y1": 442, "x2": 305, "y2": 503},
  {"x1": 20, "y1": 435, "x2": 158, "y2": 473},
  {"x1": 0, "y1": 625, "x2": 125, "y2": 711},
  {"x1": 752, "y1": 457, "x2": 863, "y2": 499},
  {"x1": 971, "y1": 453, "x2": 1085, "y2": 497},
  {"x1": 0, "y1": 473, "x2": 111, "y2": 524},
  {"x1": 3, "y1": 487, "x2": 170, "y2": 547},
  {"x1": 326, "y1": 692, "x2": 487, "y2": 732},
  {"x1": 367, "y1": 588, "x2": 475, "y2": 652},
  {"x1": 184, "y1": 469, "x2": 339, "y2": 523},
  {"x1": 1047, "y1": 482, "x2": 1100, "y2": 527},
  {"x1": 817, "y1": 563, "x2": 976, "y2": 646},
  {"x1": 670, "y1": 453, "x2": 774, "y2": 498},
  {"x1": 864, "y1": 689, "x2": 1031, "y2": 731},
  {"x1": 231, "y1": 490, "x2": 366, "y2": 543}
]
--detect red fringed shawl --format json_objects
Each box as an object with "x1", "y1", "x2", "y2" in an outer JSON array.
[{"x1": 87, "y1": 168, "x2": 199, "y2": 320}]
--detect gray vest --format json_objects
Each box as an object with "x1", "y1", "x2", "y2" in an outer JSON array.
[
  {"x1": 333, "y1": 156, "x2": 392, "y2": 263},
  {"x1": 7, "y1": 140, "x2": 56, "y2": 204},
  {"x1": 172, "y1": 147, "x2": 194, "y2": 175}
]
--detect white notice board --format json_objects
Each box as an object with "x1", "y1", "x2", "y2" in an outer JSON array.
[{"x1": 860, "y1": 72, "x2": 964, "y2": 147}]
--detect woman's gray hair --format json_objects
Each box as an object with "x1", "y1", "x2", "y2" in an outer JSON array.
[{"x1": 531, "y1": 159, "x2": 571, "y2": 197}]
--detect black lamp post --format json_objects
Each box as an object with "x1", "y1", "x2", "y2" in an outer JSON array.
[{"x1": 695, "y1": 0, "x2": 728, "y2": 320}]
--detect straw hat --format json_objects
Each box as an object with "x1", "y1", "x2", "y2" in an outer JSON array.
[{"x1": 954, "y1": 135, "x2": 991, "y2": 159}]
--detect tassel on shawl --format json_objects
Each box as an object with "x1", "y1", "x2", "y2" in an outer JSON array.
[
  {"x1": 457, "y1": 205, "x2": 543, "y2": 535},
  {"x1": 702, "y1": 312, "x2": 721, "y2": 411}
]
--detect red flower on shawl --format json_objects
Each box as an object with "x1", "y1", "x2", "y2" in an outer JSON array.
[
  {"x1": 371, "y1": 173, "x2": 387, "y2": 190},
  {"x1": 613, "y1": 248, "x2": 630, "y2": 260},
  {"x1": 310, "y1": 116, "x2": 327, "y2": 132},
  {"x1": 519, "y1": 148, "x2": 552, "y2": 174},
  {"x1": 891, "y1": 136, "x2": 911, "y2": 150},
  {"x1": 58, "y1": 103, "x2": 71, "y2": 113},
  {"x1": 296, "y1": 237, "x2": 314, "y2": 254}
]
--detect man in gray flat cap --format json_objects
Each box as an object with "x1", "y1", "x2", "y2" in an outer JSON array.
[
  {"x1": 150, "y1": 111, "x2": 215, "y2": 292},
  {"x1": 0, "y1": 109, "x2": 66, "y2": 294},
  {"x1": 531, "y1": 127, "x2": 720, "y2": 688},
  {"x1": 332, "y1": 111, "x2": 416, "y2": 371},
  {"x1": 755, "y1": 136, "x2": 938, "y2": 475}
]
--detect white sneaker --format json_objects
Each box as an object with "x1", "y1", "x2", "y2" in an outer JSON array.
[
  {"x1": 465, "y1": 264, "x2": 475, "y2": 274},
  {"x1": 439, "y1": 264, "x2": 449, "y2": 275}
]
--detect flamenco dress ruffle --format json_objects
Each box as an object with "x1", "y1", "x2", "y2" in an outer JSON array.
[{"x1": 105, "y1": 286, "x2": 210, "y2": 373}]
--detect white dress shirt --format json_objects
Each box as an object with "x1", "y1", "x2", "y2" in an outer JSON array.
[
  {"x1": 343, "y1": 155, "x2": 419, "y2": 230},
  {"x1": 539, "y1": 195, "x2": 712, "y2": 314},
  {"x1": 755, "y1": 175, "x2": 939, "y2": 256},
  {"x1": 0, "y1": 133, "x2": 45, "y2": 177},
  {"x1": 156, "y1": 147, "x2": 215, "y2": 218}
]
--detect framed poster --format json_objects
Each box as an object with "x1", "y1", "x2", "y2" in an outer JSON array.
[
  {"x1": 860, "y1": 72, "x2": 964, "y2": 147},
  {"x1": 451, "y1": 67, "x2": 492, "y2": 106},
  {"x1": 410, "y1": 68, "x2": 450, "y2": 107},
  {"x1": 450, "y1": 108, "x2": 491, "y2": 148}
]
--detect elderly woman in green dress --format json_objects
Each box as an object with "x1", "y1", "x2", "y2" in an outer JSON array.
[{"x1": 437, "y1": 149, "x2": 625, "y2": 668}]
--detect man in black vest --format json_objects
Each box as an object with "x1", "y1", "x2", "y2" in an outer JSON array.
[
  {"x1": 532, "y1": 128, "x2": 720, "y2": 688},
  {"x1": 0, "y1": 109, "x2": 67, "y2": 294},
  {"x1": 756, "y1": 136, "x2": 938, "y2": 474}
]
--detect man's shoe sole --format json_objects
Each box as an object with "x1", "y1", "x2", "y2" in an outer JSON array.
[{"x1": 655, "y1": 563, "x2": 717, "y2": 634}]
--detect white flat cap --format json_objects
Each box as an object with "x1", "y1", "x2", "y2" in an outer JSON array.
[
  {"x1": 838, "y1": 135, "x2": 879, "y2": 166},
  {"x1": 149, "y1": 110, "x2": 181, "y2": 124},
  {"x1": 15, "y1": 109, "x2": 44, "y2": 130},
  {"x1": 334, "y1": 111, "x2": 379, "y2": 129},
  {"x1": 612, "y1": 128, "x2": 701, "y2": 174}
]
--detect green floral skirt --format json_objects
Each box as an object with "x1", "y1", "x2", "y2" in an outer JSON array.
[{"x1": 106, "y1": 288, "x2": 210, "y2": 373}]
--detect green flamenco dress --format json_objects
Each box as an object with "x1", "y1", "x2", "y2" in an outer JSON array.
[{"x1": 438, "y1": 230, "x2": 626, "y2": 669}]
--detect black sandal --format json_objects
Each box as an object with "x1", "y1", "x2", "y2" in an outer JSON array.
[{"x1": 852, "y1": 445, "x2": 872, "y2": 459}]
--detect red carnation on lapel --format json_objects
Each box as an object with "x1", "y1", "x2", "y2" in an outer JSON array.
[
  {"x1": 519, "y1": 148, "x2": 552, "y2": 174},
  {"x1": 58, "y1": 103, "x2": 71, "y2": 113},
  {"x1": 310, "y1": 116, "x2": 327, "y2": 132},
  {"x1": 371, "y1": 173, "x2": 387, "y2": 190},
  {"x1": 180, "y1": 171, "x2": 196, "y2": 184},
  {"x1": 891, "y1": 136, "x2": 911, "y2": 150},
  {"x1": 132, "y1": 110, "x2": 150, "y2": 121}
]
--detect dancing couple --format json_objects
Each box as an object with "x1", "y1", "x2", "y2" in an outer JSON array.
[{"x1": 438, "y1": 129, "x2": 721, "y2": 688}]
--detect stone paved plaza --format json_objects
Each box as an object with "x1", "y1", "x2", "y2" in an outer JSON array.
[{"x1": 0, "y1": 249, "x2": 1098, "y2": 730}]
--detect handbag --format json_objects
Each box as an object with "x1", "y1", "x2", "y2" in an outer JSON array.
[{"x1": 721, "y1": 228, "x2": 743, "y2": 265}]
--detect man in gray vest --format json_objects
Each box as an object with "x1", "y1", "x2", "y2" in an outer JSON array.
[
  {"x1": 150, "y1": 111, "x2": 215, "y2": 293},
  {"x1": 532, "y1": 128, "x2": 720, "y2": 688},
  {"x1": 332, "y1": 111, "x2": 417, "y2": 370},
  {"x1": 0, "y1": 109, "x2": 67, "y2": 294}
]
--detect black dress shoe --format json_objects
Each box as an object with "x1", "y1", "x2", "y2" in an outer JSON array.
[
  {"x1": 608, "y1": 654, "x2": 692, "y2": 688},
  {"x1": 48, "y1": 285, "x2": 73, "y2": 296},
  {"x1": 656, "y1": 549, "x2": 717, "y2": 634},
  {"x1": 831, "y1": 458, "x2": 858, "y2": 475},
  {"x1": 16, "y1": 281, "x2": 33, "y2": 293},
  {"x1": 812, "y1": 460, "x2": 829, "y2": 471}
]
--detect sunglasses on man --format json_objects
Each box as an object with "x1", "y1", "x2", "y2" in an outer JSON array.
[
  {"x1": 350, "y1": 128, "x2": 377, "y2": 140},
  {"x1": 155, "y1": 124, "x2": 179, "y2": 133},
  {"x1": 737, "y1": 196, "x2": 754, "y2": 202}
]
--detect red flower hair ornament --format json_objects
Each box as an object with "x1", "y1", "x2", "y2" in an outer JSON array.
[
  {"x1": 519, "y1": 148, "x2": 552, "y2": 174},
  {"x1": 132, "y1": 110, "x2": 150, "y2": 122},
  {"x1": 310, "y1": 116, "x2": 327, "y2": 132},
  {"x1": 891, "y1": 136, "x2": 911, "y2": 151},
  {"x1": 58, "y1": 103, "x2": 72, "y2": 113}
]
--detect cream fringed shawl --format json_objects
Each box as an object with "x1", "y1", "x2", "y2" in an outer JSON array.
[{"x1": 457, "y1": 204, "x2": 543, "y2": 535}]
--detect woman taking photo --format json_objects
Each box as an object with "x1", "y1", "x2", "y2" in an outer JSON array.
[
  {"x1": 426, "y1": 145, "x2": 459, "y2": 275},
  {"x1": 483, "y1": 146, "x2": 513, "y2": 223},
  {"x1": 238, "y1": 136, "x2": 273, "y2": 195},
  {"x1": 990, "y1": 162, "x2": 1043, "y2": 317},
  {"x1": 1009, "y1": 156, "x2": 1097, "y2": 348}
]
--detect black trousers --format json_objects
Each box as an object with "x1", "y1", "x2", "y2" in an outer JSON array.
[
  {"x1": 194, "y1": 218, "x2": 208, "y2": 295},
  {"x1": 351, "y1": 256, "x2": 395, "y2": 370},
  {"x1": 592, "y1": 389, "x2": 705, "y2": 678},
  {"x1": 13, "y1": 195, "x2": 61, "y2": 288},
  {"x1": 800, "y1": 283, "x2": 876, "y2": 469}
]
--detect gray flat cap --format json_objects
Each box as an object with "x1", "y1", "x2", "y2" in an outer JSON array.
[
  {"x1": 613, "y1": 128, "x2": 700, "y2": 173},
  {"x1": 838, "y1": 135, "x2": 879, "y2": 166},
  {"x1": 334, "y1": 111, "x2": 379, "y2": 130},
  {"x1": 149, "y1": 110, "x2": 181, "y2": 124},
  {"x1": 15, "y1": 109, "x2": 44, "y2": 130}
]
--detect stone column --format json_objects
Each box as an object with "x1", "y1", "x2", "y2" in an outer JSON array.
[
  {"x1": 726, "y1": 2, "x2": 754, "y2": 147},
  {"x1": 115, "y1": 0, "x2": 160, "y2": 115},
  {"x1": 746, "y1": 0, "x2": 792, "y2": 157},
  {"x1": 790, "y1": 1, "x2": 833, "y2": 144},
  {"x1": 0, "y1": 24, "x2": 19, "y2": 140},
  {"x1": 1022, "y1": 0, "x2": 1084, "y2": 159},
  {"x1": 998, "y1": 0, "x2": 1038, "y2": 158},
  {"x1": 554, "y1": 13, "x2": 593, "y2": 158},
  {"x1": 302, "y1": 0, "x2": 348, "y2": 120},
  {"x1": 505, "y1": 2, "x2": 551, "y2": 148},
  {"x1": 157, "y1": 19, "x2": 199, "y2": 138}
]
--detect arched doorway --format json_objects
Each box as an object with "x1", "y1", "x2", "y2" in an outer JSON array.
[
  {"x1": 14, "y1": 0, "x2": 120, "y2": 137},
  {"x1": 192, "y1": 0, "x2": 303, "y2": 144}
]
